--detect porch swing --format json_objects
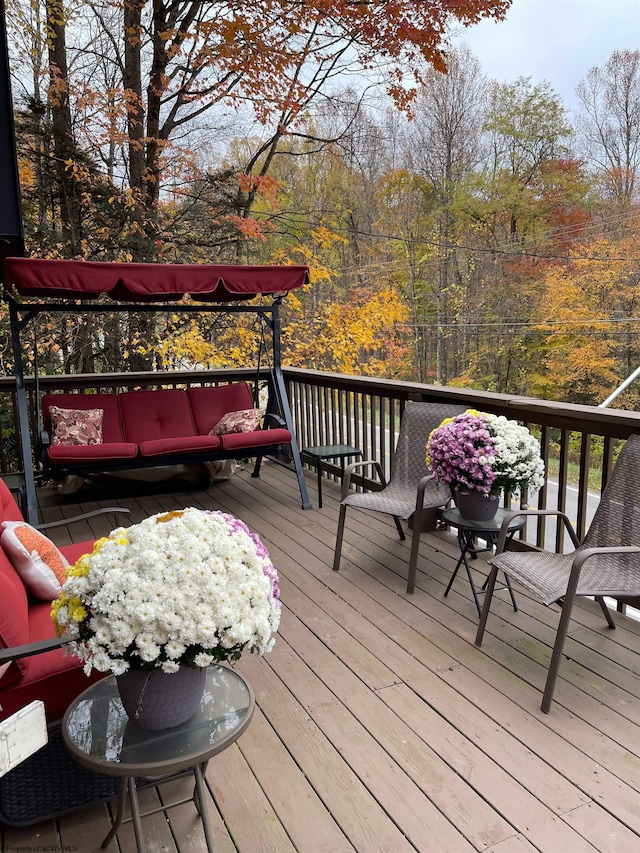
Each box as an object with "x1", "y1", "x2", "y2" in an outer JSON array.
[{"x1": 2, "y1": 256, "x2": 313, "y2": 524}]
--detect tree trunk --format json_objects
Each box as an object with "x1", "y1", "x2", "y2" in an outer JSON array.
[
  {"x1": 45, "y1": 0, "x2": 81, "y2": 253},
  {"x1": 123, "y1": 0, "x2": 145, "y2": 194}
]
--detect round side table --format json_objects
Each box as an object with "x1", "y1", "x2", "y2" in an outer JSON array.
[
  {"x1": 62, "y1": 664, "x2": 254, "y2": 853},
  {"x1": 441, "y1": 507, "x2": 526, "y2": 616}
]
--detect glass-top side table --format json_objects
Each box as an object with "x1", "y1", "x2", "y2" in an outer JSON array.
[
  {"x1": 441, "y1": 507, "x2": 526, "y2": 617},
  {"x1": 301, "y1": 444, "x2": 363, "y2": 508},
  {"x1": 62, "y1": 664, "x2": 254, "y2": 853}
]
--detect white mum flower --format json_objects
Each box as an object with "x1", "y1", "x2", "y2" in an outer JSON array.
[{"x1": 51, "y1": 507, "x2": 281, "y2": 675}]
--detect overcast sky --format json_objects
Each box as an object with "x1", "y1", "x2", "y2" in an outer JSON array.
[{"x1": 449, "y1": 0, "x2": 640, "y2": 115}]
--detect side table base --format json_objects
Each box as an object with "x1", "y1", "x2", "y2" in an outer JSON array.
[
  {"x1": 102, "y1": 766, "x2": 214, "y2": 853},
  {"x1": 441, "y1": 508, "x2": 524, "y2": 617}
]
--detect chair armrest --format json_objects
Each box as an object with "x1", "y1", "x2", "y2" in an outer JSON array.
[
  {"x1": 572, "y1": 545, "x2": 640, "y2": 572},
  {"x1": 0, "y1": 636, "x2": 70, "y2": 665},
  {"x1": 40, "y1": 429, "x2": 51, "y2": 451},
  {"x1": 341, "y1": 460, "x2": 386, "y2": 500},
  {"x1": 415, "y1": 473, "x2": 437, "y2": 513},
  {"x1": 263, "y1": 413, "x2": 286, "y2": 428},
  {"x1": 38, "y1": 507, "x2": 131, "y2": 531},
  {"x1": 556, "y1": 545, "x2": 640, "y2": 607},
  {"x1": 494, "y1": 508, "x2": 579, "y2": 555}
]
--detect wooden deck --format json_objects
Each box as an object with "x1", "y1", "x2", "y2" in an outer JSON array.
[{"x1": 4, "y1": 460, "x2": 640, "y2": 852}]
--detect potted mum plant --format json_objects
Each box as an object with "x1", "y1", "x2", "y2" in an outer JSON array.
[
  {"x1": 426, "y1": 409, "x2": 545, "y2": 521},
  {"x1": 52, "y1": 507, "x2": 280, "y2": 729}
]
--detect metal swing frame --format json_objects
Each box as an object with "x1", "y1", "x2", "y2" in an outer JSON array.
[{"x1": 4, "y1": 289, "x2": 312, "y2": 524}]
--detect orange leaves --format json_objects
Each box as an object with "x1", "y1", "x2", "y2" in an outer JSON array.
[
  {"x1": 236, "y1": 173, "x2": 280, "y2": 206},
  {"x1": 536, "y1": 233, "x2": 640, "y2": 403},
  {"x1": 225, "y1": 215, "x2": 267, "y2": 241}
]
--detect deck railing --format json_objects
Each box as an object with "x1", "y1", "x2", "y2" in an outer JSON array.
[{"x1": 2, "y1": 366, "x2": 640, "y2": 550}]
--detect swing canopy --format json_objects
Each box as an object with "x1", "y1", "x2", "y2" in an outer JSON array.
[{"x1": 2, "y1": 257, "x2": 309, "y2": 303}]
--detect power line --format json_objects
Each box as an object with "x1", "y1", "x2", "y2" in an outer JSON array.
[{"x1": 400, "y1": 317, "x2": 640, "y2": 329}]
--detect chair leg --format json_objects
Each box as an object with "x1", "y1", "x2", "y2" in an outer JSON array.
[
  {"x1": 475, "y1": 565, "x2": 499, "y2": 646},
  {"x1": 393, "y1": 515, "x2": 406, "y2": 540},
  {"x1": 541, "y1": 593, "x2": 578, "y2": 714},
  {"x1": 406, "y1": 509, "x2": 423, "y2": 594},
  {"x1": 596, "y1": 596, "x2": 616, "y2": 629},
  {"x1": 333, "y1": 505, "x2": 347, "y2": 572}
]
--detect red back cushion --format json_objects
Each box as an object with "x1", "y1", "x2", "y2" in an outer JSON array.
[
  {"x1": 188, "y1": 383, "x2": 255, "y2": 435},
  {"x1": 0, "y1": 478, "x2": 23, "y2": 523},
  {"x1": 0, "y1": 546, "x2": 30, "y2": 685},
  {"x1": 119, "y1": 389, "x2": 196, "y2": 443},
  {"x1": 42, "y1": 394, "x2": 125, "y2": 443},
  {"x1": 0, "y1": 481, "x2": 30, "y2": 683}
]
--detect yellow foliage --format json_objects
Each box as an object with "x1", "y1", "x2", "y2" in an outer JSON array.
[
  {"x1": 283, "y1": 286, "x2": 409, "y2": 375},
  {"x1": 537, "y1": 234, "x2": 640, "y2": 402}
]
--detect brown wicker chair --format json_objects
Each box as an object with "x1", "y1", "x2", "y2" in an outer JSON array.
[
  {"x1": 332, "y1": 401, "x2": 466, "y2": 593},
  {"x1": 475, "y1": 433, "x2": 640, "y2": 714}
]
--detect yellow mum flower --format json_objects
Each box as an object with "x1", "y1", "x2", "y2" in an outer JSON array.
[
  {"x1": 92, "y1": 536, "x2": 109, "y2": 553},
  {"x1": 66, "y1": 560, "x2": 90, "y2": 578},
  {"x1": 68, "y1": 597, "x2": 88, "y2": 623}
]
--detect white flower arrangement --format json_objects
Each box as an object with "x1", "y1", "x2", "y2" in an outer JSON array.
[
  {"x1": 488, "y1": 414, "x2": 546, "y2": 496},
  {"x1": 51, "y1": 507, "x2": 281, "y2": 676}
]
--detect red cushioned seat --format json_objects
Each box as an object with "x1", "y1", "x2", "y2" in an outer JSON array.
[
  {"x1": 0, "y1": 549, "x2": 30, "y2": 686},
  {"x1": 139, "y1": 434, "x2": 222, "y2": 457},
  {"x1": 42, "y1": 393, "x2": 138, "y2": 466},
  {"x1": 219, "y1": 428, "x2": 291, "y2": 450},
  {"x1": 0, "y1": 479, "x2": 106, "y2": 722},
  {"x1": 47, "y1": 442, "x2": 138, "y2": 463},
  {"x1": 3, "y1": 597, "x2": 103, "y2": 721},
  {"x1": 40, "y1": 382, "x2": 293, "y2": 480}
]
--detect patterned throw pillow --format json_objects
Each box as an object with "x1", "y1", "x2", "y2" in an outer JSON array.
[
  {"x1": 210, "y1": 408, "x2": 265, "y2": 436},
  {"x1": 0, "y1": 521, "x2": 69, "y2": 600},
  {"x1": 49, "y1": 405, "x2": 104, "y2": 446}
]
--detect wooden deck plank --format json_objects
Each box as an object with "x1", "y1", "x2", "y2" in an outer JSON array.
[
  {"x1": 275, "y1": 614, "x2": 518, "y2": 849},
  {"x1": 210, "y1": 475, "x2": 611, "y2": 851},
  {"x1": 262, "y1": 567, "x2": 600, "y2": 850},
  {"x1": 205, "y1": 743, "x2": 297, "y2": 853},
  {"x1": 158, "y1": 774, "x2": 235, "y2": 853},
  {"x1": 236, "y1": 653, "x2": 418, "y2": 853},
  {"x1": 562, "y1": 802, "x2": 640, "y2": 853},
  {"x1": 235, "y1": 707, "x2": 355, "y2": 853},
  {"x1": 214, "y1": 470, "x2": 640, "y2": 824}
]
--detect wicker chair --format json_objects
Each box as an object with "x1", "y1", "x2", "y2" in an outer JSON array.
[
  {"x1": 332, "y1": 401, "x2": 466, "y2": 593},
  {"x1": 475, "y1": 433, "x2": 640, "y2": 714}
]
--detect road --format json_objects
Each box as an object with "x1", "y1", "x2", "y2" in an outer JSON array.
[{"x1": 518, "y1": 479, "x2": 598, "y2": 551}]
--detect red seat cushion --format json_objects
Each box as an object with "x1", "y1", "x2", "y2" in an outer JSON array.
[
  {"x1": 47, "y1": 442, "x2": 138, "y2": 463},
  {"x1": 219, "y1": 428, "x2": 291, "y2": 451},
  {"x1": 138, "y1": 434, "x2": 222, "y2": 457},
  {"x1": 119, "y1": 389, "x2": 196, "y2": 443},
  {"x1": 1, "y1": 597, "x2": 104, "y2": 720},
  {"x1": 188, "y1": 383, "x2": 254, "y2": 435},
  {"x1": 0, "y1": 549, "x2": 29, "y2": 685},
  {"x1": 60, "y1": 539, "x2": 98, "y2": 565},
  {"x1": 0, "y1": 478, "x2": 23, "y2": 523},
  {"x1": 0, "y1": 536, "x2": 102, "y2": 720},
  {"x1": 0, "y1": 479, "x2": 29, "y2": 686}
]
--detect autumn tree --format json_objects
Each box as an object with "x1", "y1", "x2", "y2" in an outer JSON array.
[
  {"x1": 476, "y1": 77, "x2": 573, "y2": 244},
  {"x1": 8, "y1": 0, "x2": 513, "y2": 260},
  {"x1": 407, "y1": 46, "x2": 487, "y2": 383},
  {"x1": 536, "y1": 233, "x2": 640, "y2": 406},
  {"x1": 576, "y1": 49, "x2": 640, "y2": 206}
]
